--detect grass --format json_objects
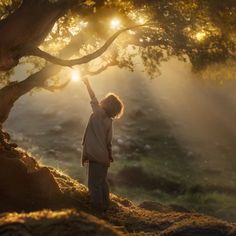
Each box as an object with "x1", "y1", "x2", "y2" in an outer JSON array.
[
  {"x1": 177, "y1": 192, "x2": 236, "y2": 222},
  {"x1": 109, "y1": 134, "x2": 236, "y2": 222}
]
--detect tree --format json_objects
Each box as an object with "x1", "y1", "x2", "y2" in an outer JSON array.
[{"x1": 0, "y1": 0, "x2": 235, "y2": 125}]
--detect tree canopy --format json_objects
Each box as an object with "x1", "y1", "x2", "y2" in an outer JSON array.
[
  {"x1": 0, "y1": 0, "x2": 235, "y2": 123},
  {"x1": 0, "y1": 0, "x2": 235, "y2": 72}
]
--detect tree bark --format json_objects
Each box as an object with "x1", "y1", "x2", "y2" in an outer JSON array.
[{"x1": 0, "y1": 0, "x2": 76, "y2": 71}]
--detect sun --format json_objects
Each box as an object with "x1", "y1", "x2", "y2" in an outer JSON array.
[
  {"x1": 195, "y1": 31, "x2": 206, "y2": 41},
  {"x1": 71, "y1": 70, "x2": 80, "y2": 82},
  {"x1": 110, "y1": 18, "x2": 121, "y2": 29}
]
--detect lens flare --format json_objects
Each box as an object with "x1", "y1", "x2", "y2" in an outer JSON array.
[
  {"x1": 110, "y1": 18, "x2": 121, "y2": 29},
  {"x1": 196, "y1": 31, "x2": 206, "y2": 41}
]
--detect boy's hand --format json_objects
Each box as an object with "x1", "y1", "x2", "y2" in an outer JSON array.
[
  {"x1": 109, "y1": 156, "x2": 114, "y2": 163},
  {"x1": 82, "y1": 77, "x2": 97, "y2": 102}
]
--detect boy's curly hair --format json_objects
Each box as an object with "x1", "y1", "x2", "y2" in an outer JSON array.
[{"x1": 100, "y1": 93, "x2": 124, "y2": 119}]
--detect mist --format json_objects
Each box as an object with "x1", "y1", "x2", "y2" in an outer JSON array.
[
  {"x1": 147, "y1": 59, "x2": 236, "y2": 173},
  {"x1": 4, "y1": 58, "x2": 236, "y2": 220},
  {"x1": 5, "y1": 58, "x2": 236, "y2": 176}
]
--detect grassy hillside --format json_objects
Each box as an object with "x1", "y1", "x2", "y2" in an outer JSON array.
[{"x1": 0, "y1": 131, "x2": 235, "y2": 236}]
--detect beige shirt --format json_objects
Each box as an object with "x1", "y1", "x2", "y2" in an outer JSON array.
[{"x1": 81, "y1": 97, "x2": 112, "y2": 166}]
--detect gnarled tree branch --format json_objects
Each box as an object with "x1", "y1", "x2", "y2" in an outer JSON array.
[
  {"x1": 28, "y1": 24, "x2": 150, "y2": 67},
  {"x1": 0, "y1": 26, "x2": 124, "y2": 124}
]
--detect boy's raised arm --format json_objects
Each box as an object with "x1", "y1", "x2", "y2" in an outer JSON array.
[
  {"x1": 83, "y1": 78, "x2": 96, "y2": 100},
  {"x1": 83, "y1": 78, "x2": 99, "y2": 111}
]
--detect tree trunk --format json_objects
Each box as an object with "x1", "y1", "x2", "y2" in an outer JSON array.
[
  {"x1": 0, "y1": 66, "x2": 58, "y2": 124},
  {"x1": 0, "y1": 29, "x2": 87, "y2": 125},
  {"x1": 0, "y1": 0, "x2": 76, "y2": 70}
]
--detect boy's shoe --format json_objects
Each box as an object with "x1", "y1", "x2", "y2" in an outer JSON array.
[
  {"x1": 89, "y1": 205, "x2": 102, "y2": 215},
  {"x1": 89, "y1": 206, "x2": 109, "y2": 219},
  {"x1": 100, "y1": 210, "x2": 109, "y2": 220}
]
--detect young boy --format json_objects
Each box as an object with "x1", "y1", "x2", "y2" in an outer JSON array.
[{"x1": 82, "y1": 78, "x2": 124, "y2": 213}]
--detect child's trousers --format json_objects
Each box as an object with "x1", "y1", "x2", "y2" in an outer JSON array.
[{"x1": 88, "y1": 161, "x2": 109, "y2": 211}]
